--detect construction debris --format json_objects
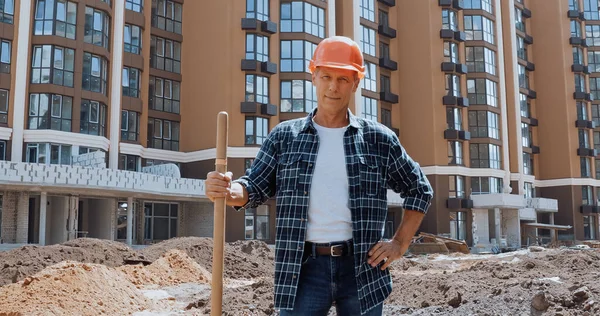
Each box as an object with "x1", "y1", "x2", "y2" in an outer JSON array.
[{"x1": 409, "y1": 233, "x2": 470, "y2": 255}]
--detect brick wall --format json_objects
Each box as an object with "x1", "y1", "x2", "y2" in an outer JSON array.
[
  {"x1": 1, "y1": 192, "x2": 17, "y2": 243},
  {"x1": 142, "y1": 163, "x2": 181, "y2": 178},
  {"x1": 72, "y1": 151, "x2": 107, "y2": 169},
  {"x1": 15, "y1": 192, "x2": 29, "y2": 243},
  {"x1": 181, "y1": 201, "x2": 214, "y2": 238}
]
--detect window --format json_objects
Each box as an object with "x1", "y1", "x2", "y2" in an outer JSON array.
[
  {"x1": 381, "y1": 75, "x2": 391, "y2": 93},
  {"x1": 470, "y1": 143, "x2": 501, "y2": 169},
  {"x1": 518, "y1": 64, "x2": 529, "y2": 89},
  {"x1": 381, "y1": 108, "x2": 392, "y2": 128},
  {"x1": 523, "y1": 152, "x2": 533, "y2": 175},
  {"x1": 584, "y1": 0, "x2": 600, "y2": 20},
  {"x1": 149, "y1": 118, "x2": 180, "y2": 151},
  {"x1": 575, "y1": 74, "x2": 587, "y2": 93},
  {"x1": 245, "y1": 205, "x2": 269, "y2": 240},
  {"x1": 516, "y1": 35, "x2": 528, "y2": 60},
  {"x1": 463, "y1": 0, "x2": 493, "y2": 13},
  {"x1": 520, "y1": 93, "x2": 530, "y2": 118},
  {"x1": 468, "y1": 111, "x2": 499, "y2": 139},
  {"x1": 0, "y1": 0, "x2": 13, "y2": 24},
  {"x1": 124, "y1": 24, "x2": 142, "y2": 54},
  {"x1": 379, "y1": 10, "x2": 389, "y2": 27},
  {"x1": 574, "y1": 47, "x2": 584, "y2": 65},
  {"x1": 471, "y1": 177, "x2": 503, "y2": 195},
  {"x1": 582, "y1": 185, "x2": 593, "y2": 205},
  {"x1": 449, "y1": 212, "x2": 467, "y2": 241},
  {"x1": 464, "y1": 15, "x2": 495, "y2": 44},
  {"x1": 280, "y1": 2, "x2": 325, "y2": 38},
  {"x1": 579, "y1": 129, "x2": 590, "y2": 148},
  {"x1": 80, "y1": 99, "x2": 106, "y2": 136},
  {"x1": 361, "y1": 96, "x2": 378, "y2": 122},
  {"x1": 246, "y1": 34, "x2": 269, "y2": 62},
  {"x1": 446, "y1": 74, "x2": 461, "y2": 97},
  {"x1": 78, "y1": 147, "x2": 103, "y2": 156},
  {"x1": 152, "y1": 0, "x2": 182, "y2": 34},
  {"x1": 362, "y1": 62, "x2": 377, "y2": 91},
  {"x1": 596, "y1": 158, "x2": 600, "y2": 179},
  {"x1": 448, "y1": 141, "x2": 463, "y2": 165},
  {"x1": 449, "y1": 175, "x2": 465, "y2": 198},
  {"x1": 361, "y1": 25, "x2": 376, "y2": 56},
  {"x1": 26, "y1": 143, "x2": 72, "y2": 165},
  {"x1": 578, "y1": 101, "x2": 589, "y2": 120},
  {"x1": 84, "y1": 7, "x2": 109, "y2": 49},
  {"x1": 122, "y1": 67, "x2": 141, "y2": 98},
  {"x1": 280, "y1": 40, "x2": 316, "y2": 72},
  {"x1": 583, "y1": 215, "x2": 597, "y2": 240},
  {"x1": 380, "y1": 42, "x2": 390, "y2": 59},
  {"x1": 0, "y1": 40, "x2": 9, "y2": 73},
  {"x1": 442, "y1": 9, "x2": 458, "y2": 31},
  {"x1": 280, "y1": 80, "x2": 317, "y2": 113},
  {"x1": 245, "y1": 116, "x2": 268, "y2": 145},
  {"x1": 572, "y1": 20, "x2": 582, "y2": 37},
  {"x1": 34, "y1": 0, "x2": 77, "y2": 39},
  {"x1": 521, "y1": 122, "x2": 532, "y2": 147},
  {"x1": 589, "y1": 51, "x2": 600, "y2": 72},
  {"x1": 28, "y1": 93, "x2": 72, "y2": 132},
  {"x1": 581, "y1": 157, "x2": 592, "y2": 177},
  {"x1": 444, "y1": 41, "x2": 459, "y2": 64},
  {"x1": 570, "y1": 0, "x2": 580, "y2": 11},
  {"x1": 151, "y1": 36, "x2": 181, "y2": 73},
  {"x1": 0, "y1": 140, "x2": 5, "y2": 160},
  {"x1": 515, "y1": 7, "x2": 525, "y2": 32},
  {"x1": 82, "y1": 52, "x2": 108, "y2": 95},
  {"x1": 245, "y1": 75, "x2": 269, "y2": 104},
  {"x1": 467, "y1": 78, "x2": 498, "y2": 107},
  {"x1": 447, "y1": 107, "x2": 462, "y2": 130},
  {"x1": 0, "y1": 89, "x2": 7, "y2": 124},
  {"x1": 590, "y1": 78, "x2": 600, "y2": 100},
  {"x1": 244, "y1": 158, "x2": 254, "y2": 172},
  {"x1": 360, "y1": 0, "x2": 375, "y2": 21},
  {"x1": 31, "y1": 45, "x2": 75, "y2": 87},
  {"x1": 144, "y1": 202, "x2": 178, "y2": 242},
  {"x1": 121, "y1": 110, "x2": 140, "y2": 141},
  {"x1": 465, "y1": 47, "x2": 496, "y2": 75},
  {"x1": 119, "y1": 154, "x2": 140, "y2": 171},
  {"x1": 126, "y1": 0, "x2": 143, "y2": 12},
  {"x1": 247, "y1": 0, "x2": 269, "y2": 21},
  {"x1": 593, "y1": 104, "x2": 600, "y2": 125},
  {"x1": 524, "y1": 182, "x2": 535, "y2": 198},
  {"x1": 149, "y1": 76, "x2": 180, "y2": 114},
  {"x1": 116, "y1": 201, "x2": 137, "y2": 241},
  {"x1": 589, "y1": 26, "x2": 600, "y2": 50}
]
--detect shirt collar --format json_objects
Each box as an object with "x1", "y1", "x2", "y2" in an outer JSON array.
[{"x1": 300, "y1": 107, "x2": 362, "y2": 133}]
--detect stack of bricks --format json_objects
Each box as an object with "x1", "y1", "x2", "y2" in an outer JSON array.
[
  {"x1": 1, "y1": 192, "x2": 29, "y2": 243},
  {"x1": 72, "y1": 151, "x2": 107, "y2": 169}
]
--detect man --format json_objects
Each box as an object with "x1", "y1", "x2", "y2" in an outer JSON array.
[{"x1": 205, "y1": 36, "x2": 433, "y2": 315}]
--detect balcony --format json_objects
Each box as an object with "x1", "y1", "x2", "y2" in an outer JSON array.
[
  {"x1": 574, "y1": 91, "x2": 593, "y2": 101},
  {"x1": 528, "y1": 89, "x2": 537, "y2": 99},
  {"x1": 441, "y1": 62, "x2": 468, "y2": 74},
  {"x1": 577, "y1": 147, "x2": 597, "y2": 157},
  {"x1": 580, "y1": 204, "x2": 599, "y2": 214},
  {"x1": 471, "y1": 193, "x2": 526, "y2": 209},
  {"x1": 240, "y1": 59, "x2": 277, "y2": 75},
  {"x1": 570, "y1": 37, "x2": 587, "y2": 47},
  {"x1": 527, "y1": 197, "x2": 558, "y2": 212},
  {"x1": 443, "y1": 95, "x2": 469, "y2": 106},
  {"x1": 572, "y1": 64, "x2": 591, "y2": 74},
  {"x1": 522, "y1": 8, "x2": 532, "y2": 18},
  {"x1": 379, "y1": 57, "x2": 398, "y2": 71},
  {"x1": 526, "y1": 62, "x2": 535, "y2": 71},
  {"x1": 575, "y1": 119, "x2": 596, "y2": 129},
  {"x1": 524, "y1": 35, "x2": 534, "y2": 44},
  {"x1": 446, "y1": 198, "x2": 473, "y2": 209},
  {"x1": 529, "y1": 117, "x2": 538, "y2": 126},
  {"x1": 378, "y1": 24, "x2": 397, "y2": 38},
  {"x1": 440, "y1": 29, "x2": 466, "y2": 42},
  {"x1": 241, "y1": 18, "x2": 277, "y2": 34},
  {"x1": 444, "y1": 129, "x2": 470, "y2": 140},
  {"x1": 377, "y1": 0, "x2": 395, "y2": 6},
  {"x1": 261, "y1": 103, "x2": 277, "y2": 116},
  {"x1": 531, "y1": 145, "x2": 540, "y2": 154},
  {"x1": 380, "y1": 91, "x2": 399, "y2": 104}
]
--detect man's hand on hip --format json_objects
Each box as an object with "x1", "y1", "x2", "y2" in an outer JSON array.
[{"x1": 367, "y1": 239, "x2": 409, "y2": 270}]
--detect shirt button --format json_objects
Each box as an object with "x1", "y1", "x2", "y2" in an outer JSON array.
[
  {"x1": 304, "y1": 191, "x2": 308, "y2": 195},
  {"x1": 298, "y1": 245, "x2": 302, "y2": 250},
  {"x1": 292, "y1": 275, "x2": 297, "y2": 279},
  {"x1": 308, "y1": 163, "x2": 313, "y2": 167}
]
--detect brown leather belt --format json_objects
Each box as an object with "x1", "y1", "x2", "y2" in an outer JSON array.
[{"x1": 305, "y1": 240, "x2": 353, "y2": 257}]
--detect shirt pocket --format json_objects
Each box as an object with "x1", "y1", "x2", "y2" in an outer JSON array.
[
  {"x1": 277, "y1": 152, "x2": 304, "y2": 193},
  {"x1": 358, "y1": 155, "x2": 386, "y2": 197}
]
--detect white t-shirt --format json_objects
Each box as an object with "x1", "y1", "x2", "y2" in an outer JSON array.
[{"x1": 305, "y1": 120, "x2": 353, "y2": 243}]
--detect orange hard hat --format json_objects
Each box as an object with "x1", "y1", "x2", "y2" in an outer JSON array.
[{"x1": 308, "y1": 36, "x2": 365, "y2": 79}]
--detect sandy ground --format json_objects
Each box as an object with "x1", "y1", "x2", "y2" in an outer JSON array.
[{"x1": 0, "y1": 237, "x2": 599, "y2": 315}]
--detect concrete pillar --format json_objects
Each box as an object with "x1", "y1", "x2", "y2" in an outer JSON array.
[
  {"x1": 15, "y1": 192, "x2": 29, "y2": 243},
  {"x1": 39, "y1": 192, "x2": 47, "y2": 245},
  {"x1": 126, "y1": 197, "x2": 133, "y2": 245},
  {"x1": 472, "y1": 208, "x2": 490, "y2": 247},
  {"x1": 494, "y1": 208, "x2": 502, "y2": 244},
  {"x1": 67, "y1": 196, "x2": 78, "y2": 240},
  {"x1": 502, "y1": 209, "x2": 521, "y2": 248},
  {"x1": 108, "y1": 0, "x2": 126, "y2": 169}
]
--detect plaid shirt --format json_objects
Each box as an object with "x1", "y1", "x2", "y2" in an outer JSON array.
[{"x1": 234, "y1": 109, "x2": 433, "y2": 314}]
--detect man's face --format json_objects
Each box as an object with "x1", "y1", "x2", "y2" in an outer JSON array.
[{"x1": 312, "y1": 67, "x2": 360, "y2": 112}]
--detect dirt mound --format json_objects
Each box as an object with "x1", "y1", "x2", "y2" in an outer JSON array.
[
  {"x1": 0, "y1": 261, "x2": 162, "y2": 315},
  {"x1": 138, "y1": 237, "x2": 274, "y2": 279},
  {"x1": 119, "y1": 249, "x2": 212, "y2": 287},
  {"x1": 0, "y1": 238, "x2": 137, "y2": 286}
]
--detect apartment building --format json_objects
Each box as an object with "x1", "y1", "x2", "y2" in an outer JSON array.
[{"x1": 0, "y1": 0, "x2": 596, "y2": 251}]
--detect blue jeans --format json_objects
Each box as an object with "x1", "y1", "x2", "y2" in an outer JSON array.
[{"x1": 279, "y1": 253, "x2": 384, "y2": 316}]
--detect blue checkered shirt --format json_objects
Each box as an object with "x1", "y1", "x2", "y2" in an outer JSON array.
[{"x1": 234, "y1": 109, "x2": 433, "y2": 314}]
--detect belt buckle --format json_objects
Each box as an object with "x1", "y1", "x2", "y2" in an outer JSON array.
[{"x1": 331, "y1": 245, "x2": 343, "y2": 257}]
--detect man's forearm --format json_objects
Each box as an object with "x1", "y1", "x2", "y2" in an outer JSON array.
[
  {"x1": 227, "y1": 182, "x2": 249, "y2": 207},
  {"x1": 392, "y1": 210, "x2": 425, "y2": 246}
]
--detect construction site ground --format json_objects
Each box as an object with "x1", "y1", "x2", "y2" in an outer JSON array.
[{"x1": 0, "y1": 237, "x2": 599, "y2": 315}]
